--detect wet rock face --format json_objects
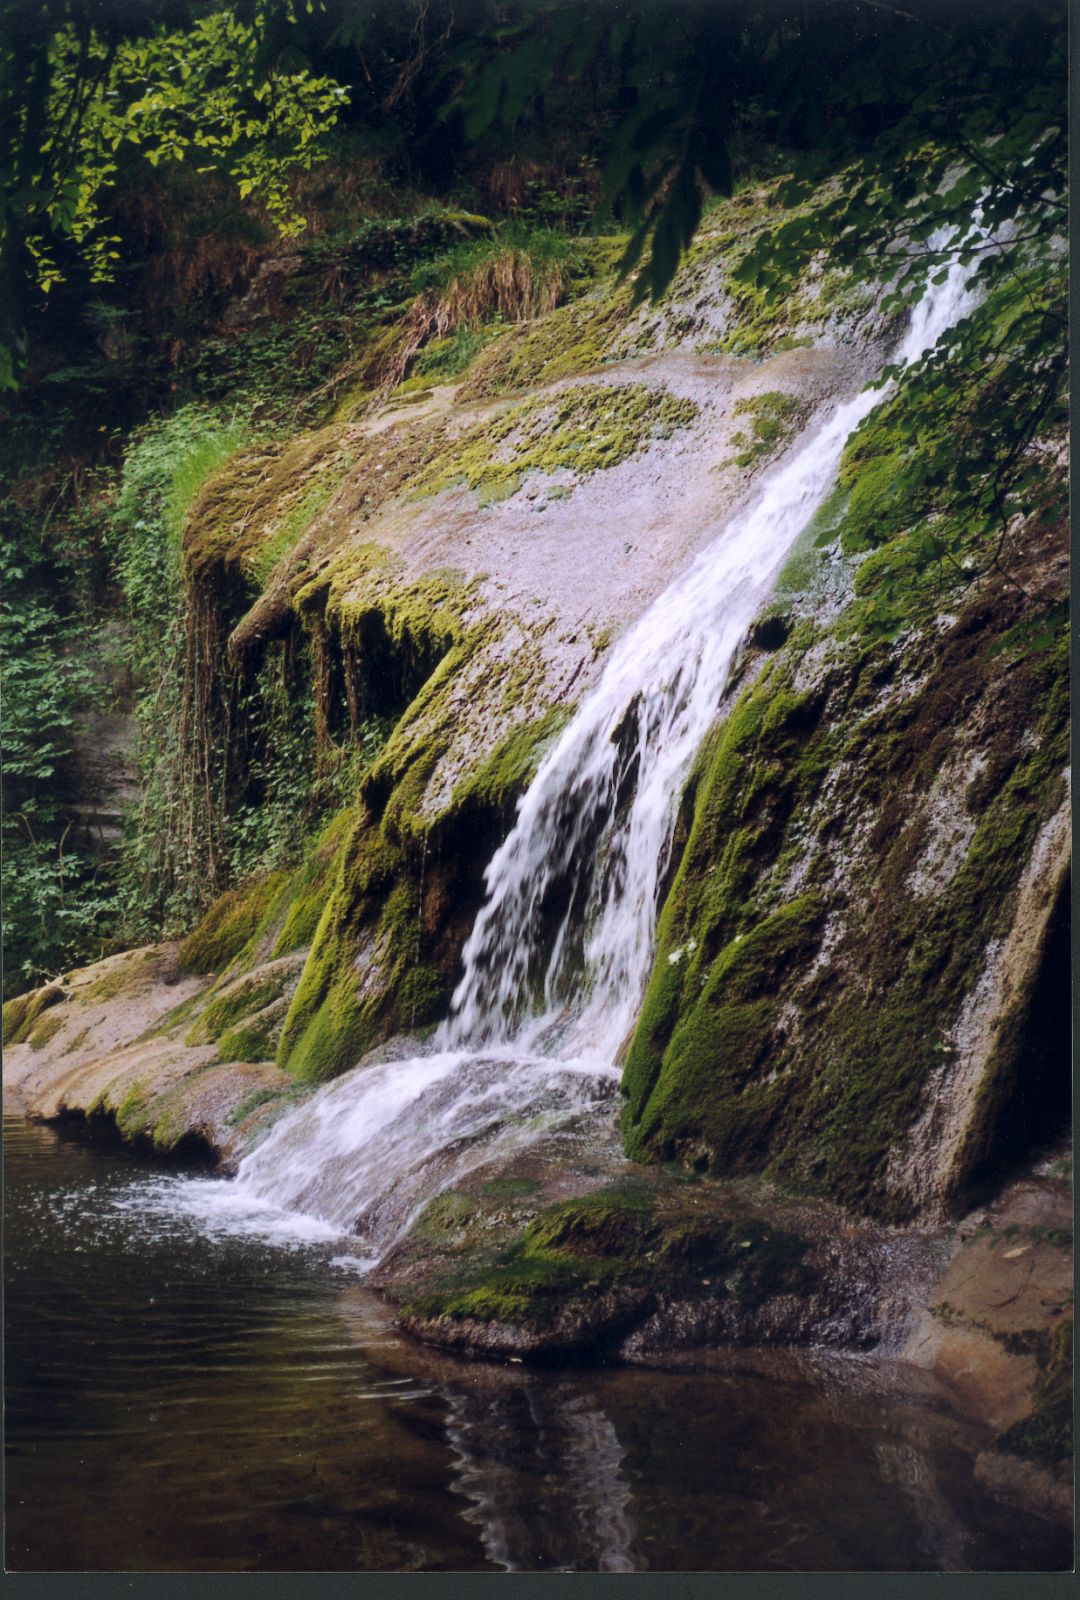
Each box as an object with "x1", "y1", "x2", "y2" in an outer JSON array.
[
  {"x1": 158, "y1": 187, "x2": 886, "y2": 1092},
  {"x1": 64, "y1": 707, "x2": 139, "y2": 856},
  {"x1": 621, "y1": 514, "x2": 1070, "y2": 1225}
]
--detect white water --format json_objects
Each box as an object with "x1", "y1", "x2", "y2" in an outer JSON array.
[
  {"x1": 442, "y1": 257, "x2": 978, "y2": 1065},
  {"x1": 190, "y1": 241, "x2": 980, "y2": 1257}
]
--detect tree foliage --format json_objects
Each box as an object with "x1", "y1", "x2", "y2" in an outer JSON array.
[
  {"x1": 2, "y1": 0, "x2": 1065, "y2": 383},
  {"x1": 1, "y1": 0, "x2": 348, "y2": 386},
  {"x1": 443, "y1": 0, "x2": 1063, "y2": 305}
]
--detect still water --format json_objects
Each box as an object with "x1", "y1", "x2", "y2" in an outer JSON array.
[{"x1": 4, "y1": 1115, "x2": 1071, "y2": 1573}]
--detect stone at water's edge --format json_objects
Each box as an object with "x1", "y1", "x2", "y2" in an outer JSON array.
[
  {"x1": 2, "y1": 944, "x2": 305, "y2": 1169},
  {"x1": 903, "y1": 1161, "x2": 1074, "y2": 1524},
  {"x1": 4, "y1": 944, "x2": 1071, "y2": 1532}
]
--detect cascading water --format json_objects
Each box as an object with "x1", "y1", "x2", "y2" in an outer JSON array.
[{"x1": 220, "y1": 236, "x2": 981, "y2": 1259}]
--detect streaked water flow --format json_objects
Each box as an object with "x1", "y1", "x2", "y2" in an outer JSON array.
[
  {"x1": 444, "y1": 249, "x2": 980, "y2": 1061},
  {"x1": 222, "y1": 235, "x2": 982, "y2": 1256}
]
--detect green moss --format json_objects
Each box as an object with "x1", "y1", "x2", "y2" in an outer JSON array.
[
  {"x1": 215, "y1": 998, "x2": 290, "y2": 1063},
  {"x1": 113, "y1": 1081, "x2": 149, "y2": 1138},
  {"x1": 411, "y1": 1190, "x2": 480, "y2": 1244},
  {"x1": 272, "y1": 809, "x2": 354, "y2": 957},
  {"x1": 523, "y1": 1190, "x2": 655, "y2": 1258},
  {"x1": 275, "y1": 813, "x2": 395, "y2": 1082},
  {"x1": 28, "y1": 1010, "x2": 66, "y2": 1049},
  {"x1": 406, "y1": 1185, "x2": 812, "y2": 1332},
  {"x1": 835, "y1": 450, "x2": 911, "y2": 552},
  {"x1": 396, "y1": 966, "x2": 447, "y2": 1030},
  {"x1": 338, "y1": 570, "x2": 465, "y2": 679},
  {"x1": 81, "y1": 967, "x2": 131, "y2": 1003},
  {"x1": 271, "y1": 681, "x2": 585, "y2": 1084},
  {"x1": 80, "y1": 951, "x2": 157, "y2": 1003},
  {"x1": 182, "y1": 425, "x2": 348, "y2": 585},
  {"x1": 461, "y1": 273, "x2": 632, "y2": 398},
  {"x1": 177, "y1": 871, "x2": 290, "y2": 976},
  {"x1": 1, "y1": 993, "x2": 31, "y2": 1045},
  {"x1": 142, "y1": 986, "x2": 206, "y2": 1043},
  {"x1": 481, "y1": 1176, "x2": 541, "y2": 1198},
  {"x1": 248, "y1": 457, "x2": 352, "y2": 589},
  {"x1": 726, "y1": 391, "x2": 802, "y2": 469},
  {"x1": 416, "y1": 382, "x2": 699, "y2": 502},
  {"x1": 142, "y1": 1063, "x2": 223, "y2": 1153},
  {"x1": 621, "y1": 597, "x2": 1068, "y2": 1218},
  {"x1": 712, "y1": 283, "x2": 810, "y2": 359},
  {"x1": 277, "y1": 964, "x2": 373, "y2": 1084},
  {"x1": 224, "y1": 1081, "x2": 308, "y2": 1128},
  {"x1": 448, "y1": 707, "x2": 568, "y2": 819},
  {"x1": 2, "y1": 982, "x2": 64, "y2": 1045},
  {"x1": 623, "y1": 892, "x2": 827, "y2": 1171},
  {"x1": 186, "y1": 967, "x2": 296, "y2": 1047}
]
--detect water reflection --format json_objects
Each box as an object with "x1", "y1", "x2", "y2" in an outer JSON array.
[
  {"x1": 5, "y1": 1116, "x2": 1073, "y2": 1573},
  {"x1": 875, "y1": 1441, "x2": 973, "y2": 1574},
  {"x1": 445, "y1": 1381, "x2": 636, "y2": 1571}
]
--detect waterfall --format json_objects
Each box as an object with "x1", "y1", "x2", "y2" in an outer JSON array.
[
  {"x1": 442, "y1": 253, "x2": 978, "y2": 1064},
  {"x1": 225, "y1": 238, "x2": 981, "y2": 1255}
]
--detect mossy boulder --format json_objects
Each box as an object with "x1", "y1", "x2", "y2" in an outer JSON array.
[
  {"x1": 396, "y1": 1184, "x2": 815, "y2": 1357},
  {"x1": 177, "y1": 871, "x2": 291, "y2": 977},
  {"x1": 3, "y1": 982, "x2": 65, "y2": 1046}
]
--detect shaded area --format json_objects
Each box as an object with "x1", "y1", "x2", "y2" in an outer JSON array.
[
  {"x1": 966, "y1": 872, "x2": 1072, "y2": 1200},
  {"x1": 4, "y1": 1115, "x2": 1071, "y2": 1573}
]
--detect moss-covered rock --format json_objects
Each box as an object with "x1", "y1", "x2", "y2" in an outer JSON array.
[
  {"x1": 623, "y1": 516, "x2": 1069, "y2": 1220},
  {"x1": 414, "y1": 380, "x2": 699, "y2": 503},
  {"x1": 27, "y1": 1010, "x2": 66, "y2": 1050},
  {"x1": 725, "y1": 390, "x2": 806, "y2": 469},
  {"x1": 184, "y1": 955, "x2": 303, "y2": 1049},
  {"x1": 997, "y1": 1316, "x2": 1073, "y2": 1465},
  {"x1": 3, "y1": 982, "x2": 64, "y2": 1046},
  {"x1": 460, "y1": 281, "x2": 634, "y2": 398},
  {"x1": 398, "y1": 1183, "x2": 814, "y2": 1352},
  {"x1": 271, "y1": 803, "x2": 452, "y2": 1082},
  {"x1": 177, "y1": 871, "x2": 291, "y2": 976}
]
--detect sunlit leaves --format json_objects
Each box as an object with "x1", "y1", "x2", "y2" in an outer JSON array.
[{"x1": 2, "y1": 1, "x2": 349, "y2": 385}]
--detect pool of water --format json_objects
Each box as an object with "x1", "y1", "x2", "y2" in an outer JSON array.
[{"x1": 4, "y1": 1114, "x2": 1071, "y2": 1572}]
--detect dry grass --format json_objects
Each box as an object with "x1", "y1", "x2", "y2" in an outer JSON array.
[{"x1": 378, "y1": 245, "x2": 568, "y2": 398}]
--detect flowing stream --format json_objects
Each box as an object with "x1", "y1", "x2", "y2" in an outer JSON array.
[{"x1": 217, "y1": 241, "x2": 981, "y2": 1258}]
